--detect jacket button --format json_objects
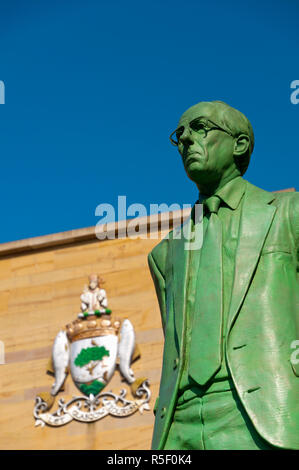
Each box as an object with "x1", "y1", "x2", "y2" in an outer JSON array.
[
  {"x1": 173, "y1": 358, "x2": 179, "y2": 369},
  {"x1": 161, "y1": 407, "x2": 166, "y2": 418}
]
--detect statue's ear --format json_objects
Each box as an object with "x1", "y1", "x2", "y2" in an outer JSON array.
[{"x1": 233, "y1": 134, "x2": 250, "y2": 156}]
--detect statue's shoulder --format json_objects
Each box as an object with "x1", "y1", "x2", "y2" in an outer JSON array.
[
  {"x1": 272, "y1": 191, "x2": 299, "y2": 242},
  {"x1": 148, "y1": 231, "x2": 171, "y2": 276},
  {"x1": 149, "y1": 234, "x2": 168, "y2": 257},
  {"x1": 244, "y1": 179, "x2": 299, "y2": 209},
  {"x1": 275, "y1": 190, "x2": 299, "y2": 200},
  {"x1": 271, "y1": 188, "x2": 299, "y2": 211},
  {"x1": 266, "y1": 187, "x2": 299, "y2": 237}
]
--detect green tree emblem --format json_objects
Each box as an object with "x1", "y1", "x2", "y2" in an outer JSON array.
[{"x1": 74, "y1": 346, "x2": 110, "y2": 374}]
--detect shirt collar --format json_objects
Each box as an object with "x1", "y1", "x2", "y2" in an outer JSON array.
[{"x1": 198, "y1": 176, "x2": 246, "y2": 210}]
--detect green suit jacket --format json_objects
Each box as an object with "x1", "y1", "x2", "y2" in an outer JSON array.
[{"x1": 148, "y1": 180, "x2": 299, "y2": 450}]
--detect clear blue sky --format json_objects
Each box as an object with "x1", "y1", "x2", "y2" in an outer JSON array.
[{"x1": 0, "y1": 0, "x2": 298, "y2": 243}]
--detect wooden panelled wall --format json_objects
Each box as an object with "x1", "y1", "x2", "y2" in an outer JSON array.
[{"x1": 0, "y1": 230, "x2": 169, "y2": 450}]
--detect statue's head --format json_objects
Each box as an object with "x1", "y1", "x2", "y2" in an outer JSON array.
[
  {"x1": 88, "y1": 274, "x2": 99, "y2": 290},
  {"x1": 88, "y1": 274, "x2": 104, "y2": 290},
  {"x1": 170, "y1": 101, "x2": 254, "y2": 190}
]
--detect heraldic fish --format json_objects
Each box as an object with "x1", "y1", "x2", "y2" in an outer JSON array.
[
  {"x1": 51, "y1": 330, "x2": 70, "y2": 396},
  {"x1": 118, "y1": 319, "x2": 136, "y2": 384}
]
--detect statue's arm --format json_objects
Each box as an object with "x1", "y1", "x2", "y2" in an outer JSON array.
[
  {"x1": 148, "y1": 243, "x2": 168, "y2": 335},
  {"x1": 80, "y1": 293, "x2": 89, "y2": 312},
  {"x1": 290, "y1": 193, "x2": 299, "y2": 255},
  {"x1": 290, "y1": 193, "x2": 299, "y2": 376},
  {"x1": 98, "y1": 289, "x2": 108, "y2": 308}
]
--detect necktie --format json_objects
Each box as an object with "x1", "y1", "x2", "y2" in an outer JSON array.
[{"x1": 189, "y1": 195, "x2": 223, "y2": 386}]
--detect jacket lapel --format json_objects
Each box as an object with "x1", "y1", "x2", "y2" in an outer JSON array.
[
  {"x1": 227, "y1": 181, "x2": 276, "y2": 334},
  {"x1": 171, "y1": 182, "x2": 277, "y2": 351}
]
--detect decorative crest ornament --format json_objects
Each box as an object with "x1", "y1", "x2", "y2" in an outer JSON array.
[{"x1": 33, "y1": 275, "x2": 151, "y2": 427}]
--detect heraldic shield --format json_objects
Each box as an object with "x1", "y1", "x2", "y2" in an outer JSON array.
[
  {"x1": 68, "y1": 316, "x2": 119, "y2": 396},
  {"x1": 33, "y1": 276, "x2": 151, "y2": 427}
]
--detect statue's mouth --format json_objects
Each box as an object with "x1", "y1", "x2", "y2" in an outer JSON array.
[{"x1": 185, "y1": 152, "x2": 203, "y2": 165}]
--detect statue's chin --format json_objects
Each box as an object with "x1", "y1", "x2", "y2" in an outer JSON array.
[
  {"x1": 186, "y1": 163, "x2": 208, "y2": 183},
  {"x1": 186, "y1": 166, "x2": 217, "y2": 187}
]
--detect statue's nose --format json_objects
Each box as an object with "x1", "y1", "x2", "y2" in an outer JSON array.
[{"x1": 180, "y1": 127, "x2": 193, "y2": 144}]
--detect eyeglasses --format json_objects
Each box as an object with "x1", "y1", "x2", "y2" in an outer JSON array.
[{"x1": 169, "y1": 117, "x2": 234, "y2": 146}]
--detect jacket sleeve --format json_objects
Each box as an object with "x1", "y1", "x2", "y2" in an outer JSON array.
[
  {"x1": 148, "y1": 242, "x2": 168, "y2": 335},
  {"x1": 290, "y1": 193, "x2": 299, "y2": 245},
  {"x1": 290, "y1": 193, "x2": 299, "y2": 376}
]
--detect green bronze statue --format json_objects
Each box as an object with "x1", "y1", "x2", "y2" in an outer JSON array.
[{"x1": 148, "y1": 100, "x2": 299, "y2": 450}]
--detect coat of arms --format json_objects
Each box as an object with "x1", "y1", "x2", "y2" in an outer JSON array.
[{"x1": 34, "y1": 274, "x2": 151, "y2": 427}]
